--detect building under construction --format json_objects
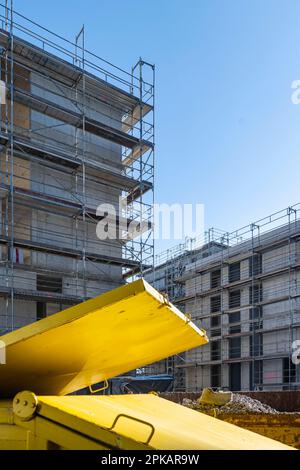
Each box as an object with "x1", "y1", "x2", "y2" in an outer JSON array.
[
  {"x1": 146, "y1": 204, "x2": 300, "y2": 392},
  {"x1": 0, "y1": 4, "x2": 154, "y2": 333}
]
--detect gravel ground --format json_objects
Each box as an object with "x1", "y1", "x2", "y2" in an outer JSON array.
[{"x1": 182, "y1": 393, "x2": 279, "y2": 415}]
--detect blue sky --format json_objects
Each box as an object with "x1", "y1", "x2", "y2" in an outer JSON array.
[{"x1": 11, "y1": 0, "x2": 300, "y2": 250}]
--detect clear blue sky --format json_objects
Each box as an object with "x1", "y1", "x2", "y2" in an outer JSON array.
[{"x1": 11, "y1": 0, "x2": 300, "y2": 251}]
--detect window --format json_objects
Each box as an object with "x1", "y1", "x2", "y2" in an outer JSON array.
[
  {"x1": 211, "y1": 329, "x2": 221, "y2": 338},
  {"x1": 250, "y1": 307, "x2": 263, "y2": 331},
  {"x1": 211, "y1": 315, "x2": 221, "y2": 328},
  {"x1": 249, "y1": 360, "x2": 263, "y2": 390},
  {"x1": 36, "y1": 302, "x2": 47, "y2": 320},
  {"x1": 228, "y1": 262, "x2": 240, "y2": 283},
  {"x1": 229, "y1": 337, "x2": 241, "y2": 359},
  {"x1": 249, "y1": 333, "x2": 263, "y2": 357},
  {"x1": 228, "y1": 311, "x2": 241, "y2": 334},
  {"x1": 229, "y1": 289, "x2": 240, "y2": 309},
  {"x1": 211, "y1": 364, "x2": 221, "y2": 388},
  {"x1": 211, "y1": 269, "x2": 221, "y2": 289},
  {"x1": 210, "y1": 295, "x2": 221, "y2": 313},
  {"x1": 229, "y1": 362, "x2": 241, "y2": 391},
  {"x1": 249, "y1": 284, "x2": 263, "y2": 304},
  {"x1": 283, "y1": 357, "x2": 296, "y2": 384},
  {"x1": 210, "y1": 315, "x2": 221, "y2": 337},
  {"x1": 37, "y1": 275, "x2": 62, "y2": 293},
  {"x1": 249, "y1": 254, "x2": 262, "y2": 277},
  {"x1": 211, "y1": 340, "x2": 221, "y2": 361}
]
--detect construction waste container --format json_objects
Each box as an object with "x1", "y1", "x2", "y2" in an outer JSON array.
[{"x1": 0, "y1": 279, "x2": 294, "y2": 450}]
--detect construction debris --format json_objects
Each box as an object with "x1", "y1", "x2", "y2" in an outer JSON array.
[
  {"x1": 182, "y1": 392, "x2": 279, "y2": 415},
  {"x1": 199, "y1": 388, "x2": 232, "y2": 406}
]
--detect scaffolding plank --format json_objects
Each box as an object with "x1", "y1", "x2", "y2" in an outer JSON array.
[
  {"x1": 85, "y1": 161, "x2": 140, "y2": 191},
  {"x1": 13, "y1": 136, "x2": 80, "y2": 169},
  {"x1": 0, "y1": 279, "x2": 208, "y2": 396},
  {"x1": 0, "y1": 286, "x2": 80, "y2": 305},
  {"x1": 123, "y1": 143, "x2": 152, "y2": 166},
  {"x1": 1, "y1": 132, "x2": 152, "y2": 195},
  {"x1": 122, "y1": 102, "x2": 152, "y2": 133},
  {"x1": 13, "y1": 88, "x2": 153, "y2": 151},
  {"x1": 0, "y1": 184, "x2": 152, "y2": 238},
  {"x1": 0, "y1": 236, "x2": 142, "y2": 268},
  {"x1": 124, "y1": 181, "x2": 153, "y2": 205}
]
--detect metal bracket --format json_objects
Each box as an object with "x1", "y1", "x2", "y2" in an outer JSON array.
[{"x1": 13, "y1": 390, "x2": 38, "y2": 421}]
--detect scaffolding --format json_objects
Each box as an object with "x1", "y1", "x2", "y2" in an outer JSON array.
[
  {"x1": 0, "y1": 3, "x2": 154, "y2": 332},
  {"x1": 146, "y1": 204, "x2": 300, "y2": 392},
  {"x1": 144, "y1": 229, "x2": 228, "y2": 390}
]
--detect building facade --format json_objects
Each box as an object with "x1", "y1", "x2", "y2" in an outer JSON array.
[
  {"x1": 0, "y1": 5, "x2": 154, "y2": 333},
  {"x1": 145, "y1": 235, "x2": 226, "y2": 390},
  {"x1": 148, "y1": 206, "x2": 300, "y2": 392}
]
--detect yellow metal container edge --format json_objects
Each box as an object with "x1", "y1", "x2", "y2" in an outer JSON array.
[{"x1": 0, "y1": 279, "x2": 207, "y2": 347}]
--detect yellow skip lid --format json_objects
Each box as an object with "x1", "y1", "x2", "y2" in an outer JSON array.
[{"x1": 0, "y1": 279, "x2": 208, "y2": 397}]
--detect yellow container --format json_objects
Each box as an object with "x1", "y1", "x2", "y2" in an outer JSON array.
[
  {"x1": 0, "y1": 392, "x2": 294, "y2": 450},
  {"x1": 0, "y1": 279, "x2": 294, "y2": 450},
  {"x1": 217, "y1": 413, "x2": 300, "y2": 450}
]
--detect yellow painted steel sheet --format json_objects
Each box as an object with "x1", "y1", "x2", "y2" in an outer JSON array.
[
  {"x1": 35, "y1": 394, "x2": 293, "y2": 450},
  {"x1": 0, "y1": 279, "x2": 207, "y2": 397}
]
